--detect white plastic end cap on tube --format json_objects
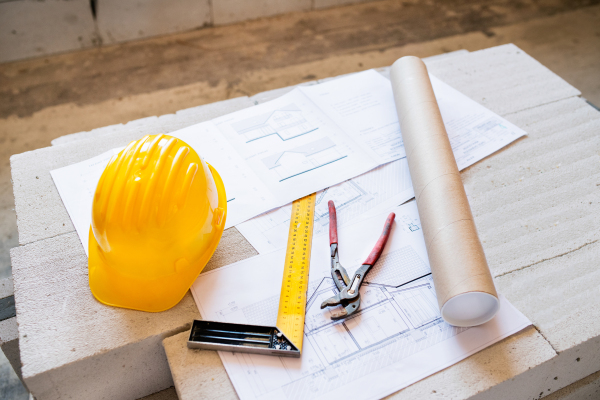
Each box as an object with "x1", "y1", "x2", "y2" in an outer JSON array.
[{"x1": 441, "y1": 292, "x2": 500, "y2": 327}]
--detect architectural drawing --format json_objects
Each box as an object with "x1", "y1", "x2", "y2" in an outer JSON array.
[
  {"x1": 231, "y1": 103, "x2": 317, "y2": 143},
  {"x1": 224, "y1": 234, "x2": 437, "y2": 399},
  {"x1": 261, "y1": 137, "x2": 347, "y2": 181},
  {"x1": 193, "y1": 200, "x2": 530, "y2": 400},
  {"x1": 236, "y1": 160, "x2": 416, "y2": 254},
  {"x1": 226, "y1": 274, "x2": 472, "y2": 400}
]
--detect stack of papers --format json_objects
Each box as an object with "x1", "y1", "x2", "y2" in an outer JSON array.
[
  {"x1": 51, "y1": 70, "x2": 525, "y2": 255},
  {"x1": 194, "y1": 202, "x2": 531, "y2": 400}
]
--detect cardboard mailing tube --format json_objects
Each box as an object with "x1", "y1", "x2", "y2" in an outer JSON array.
[{"x1": 390, "y1": 56, "x2": 499, "y2": 327}]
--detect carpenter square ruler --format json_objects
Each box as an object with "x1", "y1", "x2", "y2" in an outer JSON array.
[{"x1": 188, "y1": 193, "x2": 316, "y2": 358}]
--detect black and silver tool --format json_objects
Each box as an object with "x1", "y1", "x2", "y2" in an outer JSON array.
[{"x1": 187, "y1": 320, "x2": 300, "y2": 357}]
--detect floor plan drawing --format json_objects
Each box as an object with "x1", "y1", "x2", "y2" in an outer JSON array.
[
  {"x1": 231, "y1": 103, "x2": 318, "y2": 143},
  {"x1": 261, "y1": 137, "x2": 347, "y2": 181},
  {"x1": 219, "y1": 275, "x2": 471, "y2": 400},
  {"x1": 192, "y1": 201, "x2": 531, "y2": 400}
]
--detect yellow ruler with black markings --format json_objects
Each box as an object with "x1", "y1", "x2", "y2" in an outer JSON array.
[
  {"x1": 275, "y1": 192, "x2": 316, "y2": 351},
  {"x1": 187, "y1": 193, "x2": 316, "y2": 358}
]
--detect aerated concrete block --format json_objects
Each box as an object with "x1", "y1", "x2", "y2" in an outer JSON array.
[
  {"x1": 10, "y1": 232, "x2": 196, "y2": 400},
  {"x1": 496, "y1": 241, "x2": 600, "y2": 354},
  {"x1": 463, "y1": 97, "x2": 600, "y2": 277},
  {"x1": 163, "y1": 332, "x2": 236, "y2": 399},
  {"x1": 425, "y1": 44, "x2": 581, "y2": 116},
  {"x1": 9, "y1": 95, "x2": 257, "y2": 400},
  {"x1": 163, "y1": 326, "x2": 556, "y2": 400},
  {"x1": 160, "y1": 46, "x2": 598, "y2": 398},
  {"x1": 9, "y1": 228, "x2": 256, "y2": 399},
  {"x1": 545, "y1": 370, "x2": 600, "y2": 400}
]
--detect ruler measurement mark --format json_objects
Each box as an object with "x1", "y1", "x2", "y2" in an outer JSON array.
[{"x1": 276, "y1": 193, "x2": 315, "y2": 351}]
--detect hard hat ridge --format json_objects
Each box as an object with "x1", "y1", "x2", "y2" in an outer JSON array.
[{"x1": 88, "y1": 133, "x2": 227, "y2": 312}]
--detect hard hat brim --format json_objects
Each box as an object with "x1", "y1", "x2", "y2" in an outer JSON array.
[{"x1": 88, "y1": 162, "x2": 228, "y2": 312}]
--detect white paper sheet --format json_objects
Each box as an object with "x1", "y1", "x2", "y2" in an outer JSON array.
[
  {"x1": 299, "y1": 71, "x2": 405, "y2": 164},
  {"x1": 211, "y1": 88, "x2": 378, "y2": 203},
  {"x1": 51, "y1": 69, "x2": 525, "y2": 254},
  {"x1": 236, "y1": 159, "x2": 414, "y2": 254},
  {"x1": 191, "y1": 202, "x2": 531, "y2": 400}
]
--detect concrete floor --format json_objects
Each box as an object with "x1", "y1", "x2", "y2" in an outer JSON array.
[
  {"x1": 1, "y1": 0, "x2": 599, "y2": 398},
  {"x1": 0, "y1": 351, "x2": 28, "y2": 400}
]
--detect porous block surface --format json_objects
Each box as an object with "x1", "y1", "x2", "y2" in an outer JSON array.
[
  {"x1": 425, "y1": 44, "x2": 581, "y2": 115},
  {"x1": 546, "y1": 369, "x2": 600, "y2": 400},
  {"x1": 466, "y1": 96, "x2": 600, "y2": 277},
  {"x1": 163, "y1": 332, "x2": 237, "y2": 399},
  {"x1": 496, "y1": 241, "x2": 600, "y2": 354},
  {"x1": 10, "y1": 233, "x2": 193, "y2": 399},
  {"x1": 164, "y1": 327, "x2": 554, "y2": 400},
  {"x1": 10, "y1": 233, "x2": 194, "y2": 376}
]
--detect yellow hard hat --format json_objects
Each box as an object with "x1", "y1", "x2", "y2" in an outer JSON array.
[{"x1": 88, "y1": 134, "x2": 227, "y2": 312}]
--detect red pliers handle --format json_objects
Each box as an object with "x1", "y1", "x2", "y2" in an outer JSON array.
[
  {"x1": 322, "y1": 200, "x2": 395, "y2": 320},
  {"x1": 329, "y1": 200, "x2": 338, "y2": 245}
]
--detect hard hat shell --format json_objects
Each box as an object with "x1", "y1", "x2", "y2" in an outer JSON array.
[{"x1": 88, "y1": 134, "x2": 227, "y2": 312}]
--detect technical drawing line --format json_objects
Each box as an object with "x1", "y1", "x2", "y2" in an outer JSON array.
[
  {"x1": 306, "y1": 278, "x2": 331, "y2": 306},
  {"x1": 332, "y1": 328, "x2": 414, "y2": 365},
  {"x1": 279, "y1": 156, "x2": 348, "y2": 182},
  {"x1": 365, "y1": 272, "x2": 432, "y2": 288},
  {"x1": 245, "y1": 128, "x2": 318, "y2": 143},
  {"x1": 342, "y1": 321, "x2": 361, "y2": 349},
  {"x1": 387, "y1": 281, "x2": 432, "y2": 294}
]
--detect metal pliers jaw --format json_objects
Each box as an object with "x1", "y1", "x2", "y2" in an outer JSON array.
[
  {"x1": 320, "y1": 201, "x2": 396, "y2": 321},
  {"x1": 320, "y1": 243, "x2": 361, "y2": 320}
]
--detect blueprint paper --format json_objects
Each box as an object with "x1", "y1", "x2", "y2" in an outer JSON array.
[
  {"x1": 211, "y1": 88, "x2": 378, "y2": 203},
  {"x1": 299, "y1": 71, "x2": 404, "y2": 164},
  {"x1": 191, "y1": 202, "x2": 531, "y2": 400},
  {"x1": 236, "y1": 159, "x2": 415, "y2": 254},
  {"x1": 51, "y1": 69, "x2": 525, "y2": 254},
  {"x1": 235, "y1": 72, "x2": 526, "y2": 254},
  {"x1": 301, "y1": 70, "x2": 526, "y2": 170}
]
